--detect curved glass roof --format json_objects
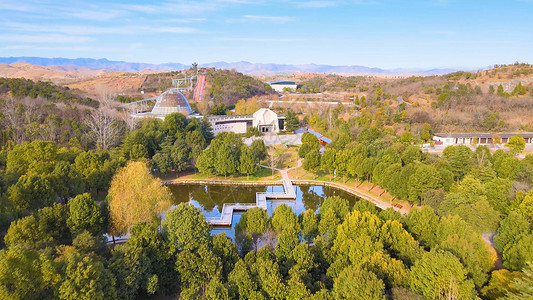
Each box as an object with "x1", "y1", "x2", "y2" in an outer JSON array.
[{"x1": 151, "y1": 88, "x2": 193, "y2": 116}]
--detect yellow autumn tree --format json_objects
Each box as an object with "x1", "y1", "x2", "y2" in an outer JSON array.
[
  {"x1": 235, "y1": 97, "x2": 261, "y2": 114},
  {"x1": 107, "y1": 161, "x2": 172, "y2": 235}
]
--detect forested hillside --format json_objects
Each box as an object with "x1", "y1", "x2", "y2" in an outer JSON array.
[
  {"x1": 0, "y1": 78, "x2": 99, "y2": 107},
  {"x1": 138, "y1": 68, "x2": 273, "y2": 106},
  {"x1": 282, "y1": 63, "x2": 533, "y2": 132},
  {"x1": 207, "y1": 69, "x2": 273, "y2": 105}
]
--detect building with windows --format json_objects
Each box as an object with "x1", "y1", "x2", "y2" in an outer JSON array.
[
  {"x1": 208, "y1": 108, "x2": 285, "y2": 135},
  {"x1": 433, "y1": 133, "x2": 533, "y2": 146},
  {"x1": 268, "y1": 80, "x2": 297, "y2": 92}
]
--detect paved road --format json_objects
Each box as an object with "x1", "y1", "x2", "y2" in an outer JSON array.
[{"x1": 244, "y1": 134, "x2": 302, "y2": 146}]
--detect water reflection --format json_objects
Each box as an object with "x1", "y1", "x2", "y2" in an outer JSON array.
[{"x1": 168, "y1": 184, "x2": 362, "y2": 240}]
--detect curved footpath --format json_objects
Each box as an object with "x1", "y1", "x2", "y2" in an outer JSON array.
[{"x1": 163, "y1": 159, "x2": 408, "y2": 215}]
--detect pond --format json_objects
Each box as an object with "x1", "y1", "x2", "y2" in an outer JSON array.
[{"x1": 167, "y1": 184, "x2": 369, "y2": 240}]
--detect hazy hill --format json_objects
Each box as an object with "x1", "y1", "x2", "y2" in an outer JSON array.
[
  {"x1": 0, "y1": 56, "x2": 460, "y2": 75},
  {"x1": 0, "y1": 63, "x2": 105, "y2": 84}
]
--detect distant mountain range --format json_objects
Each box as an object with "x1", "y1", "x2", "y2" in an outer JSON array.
[{"x1": 0, "y1": 56, "x2": 464, "y2": 75}]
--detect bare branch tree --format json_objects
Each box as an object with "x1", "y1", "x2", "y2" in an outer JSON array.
[
  {"x1": 2, "y1": 98, "x2": 27, "y2": 143},
  {"x1": 86, "y1": 87, "x2": 121, "y2": 150},
  {"x1": 86, "y1": 108, "x2": 120, "y2": 150}
]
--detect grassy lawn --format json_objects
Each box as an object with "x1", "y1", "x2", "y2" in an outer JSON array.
[
  {"x1": 264, "y1": 144, "x2": 301, "y2": 169},
  {"x1": 161, "y1": 166, "x2": 282, "y2": 182}
]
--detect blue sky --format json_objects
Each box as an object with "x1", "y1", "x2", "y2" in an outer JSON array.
[{"x1": 0, "y1": 0, "x2": 532, "y2": 69}]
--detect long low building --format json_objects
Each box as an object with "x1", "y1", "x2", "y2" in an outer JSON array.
[
  {"x1": 267, "y1": 80, "x2": 297, "y2": 92},
  {"x1": 433, "y1": 133, "x2": 533, "y2": 146}
]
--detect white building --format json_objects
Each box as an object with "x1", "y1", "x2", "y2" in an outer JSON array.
[
  {"x1": 268, "y1": 80, "x2": 297, "y2": 92},
  {"x1": 433, "y1": 133, "x2": 533, "y2": 146},
  {"x1": 208, "y1": 108, "x2": 285, "y2": 135}
]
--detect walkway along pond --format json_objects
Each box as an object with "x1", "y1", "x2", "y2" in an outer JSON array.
[{"x1": 205, "y1": 178, "x2": 296, "y2": 226}]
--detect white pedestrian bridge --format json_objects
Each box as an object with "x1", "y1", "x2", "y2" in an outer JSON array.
[{"x1": 207, "y1": 178, "x2": 296, "y2": 226}]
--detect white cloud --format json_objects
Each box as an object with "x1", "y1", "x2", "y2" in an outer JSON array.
[
  {"x1": 214, "y1": 37, "x2": 304, "y2": 42},
  {"x1": 228, "y1": 14, "x2": 293, "y2": 23},
  {"x1": 293, "y1": 1, "x2": 339, "y2": 8},
  {"x1": 0, "y1": 34, "x2": 94, "y2": 43},
  {"x1": 2, "y1": 22, "x2": 196, "y2": 35}
]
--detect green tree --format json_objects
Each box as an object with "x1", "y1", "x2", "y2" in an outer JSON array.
[
  {"x1": 59, "y1": 251, "x2": 117, "y2": 300},
  {"x1": 128, "y1": 223, "x2": 176, "y2": 294},
  {"x1": 108, "y1": 243, "x2": 153, "y2": 300},
  {"x1": 497, "y1": 84, "x2": 505, "y2": 96},
  {"x1": 152, "y1": 152, "x2": 173, "y2": 175},
  {"x1": 374, "y1": 86, "x2": 384, "y2": 100},
  {"x1": 407, "y1": 165, "x2": 442, "y2": 205},
  {"x1": 403, "y1": 206, "x2": 439, "y2": 248},
  {"x1": 238, "y1": 145, "x2": 258, "y2": 179},
  {"x1": 300, "y1": 209, "x2": 318, "y2": 244},
  {"x1": 502, "y1": 234, "x2": 533, "y2": 271},
  {"x1": 175, "y1": 245, "x2": 221, "y2": 296},
  {"x1": 492, "y1": 134, "x2": 501, "y2": 145},
  {"x1": 443, "y1": 145, "x2": 472, "y2": 180},
  {"x1": 254, "y1": 257, "x2": 287, "y2": 299},
  {"x1": 321, "y1": 149, "x2": 336, "y2": 180},
  {"x1": 73, "y1": 151, "x2": 106, "y2": 192},
  {"x1": 284, "y1": 110, "x2": 300, "y2": 132},
  {"x1": 303, "y1": 149, "x2": 321, "y2": 173},
  {"x1": 506, "y1": 135, "x2": 526, "y2": 154},
  {"x1": 215, "y1": 144, "x2": 238, "y2": 178},
  {"x1": 250, "y1": 139, "x2": 267, "y2": 161},
  {"x1": 169, "y1": 139, "x2": 191, "y2": 173},
  {"x1": 494, "y1": 211, "x2": 530, "y2": 253},
  {"x1": 228, "y1": 259, "x2": 258, "y2": 299},
  {"x1": 438, "y1": 226, "x2": 494, "y2": 287},
  {"x1": 163, "y1": 112, "x2": 188, "y2": 138},
  {"x1": 420, "y1": 123, "x2": 432, "y2": 141},
  {"x1": 482, "y1": 269, "x2": 524, "y2": 299},
  {"x1": 243, "y1": 207, "x2": 268, "y2": 251},
  {"x1": 162, "y1": 203, "x2": 210, "y2": 252},
  {"x1": 274, "y1": 228, "x2": 299, "y2": 264},
  {"x1": 205, "y1": 278, "x2": 230, "y2": 300},
  {"x1": 410, "y1": 250, "x2": 476, "y2": 300},
  {"x1": 0, "y1": 245, "x2": 52, "y2": 300},
  {"x1": 212, "y1": 233, "x2": 239, "y2": 279},
  {"x1": 6, "y1": 140, "x2": 59, "y2": 176},
  {"x1": 211, "y1": 104, "x2": 227, "y2": 115},
  {"x1": 319, "y1": 195, "x2": 350, "y2": 220},
  {"x1": 333, "y1": 265, "x2": 385, "y2": 299},
  {"x1": 196, "y1": 148, "x2": 216, "y2": 175},
  {"x1": 67, "y1": 193, "x2": 105, "y2": 236},
  {"x1": 507, "y1": 262, "x2": 533, "y2": 299},
  {"x1": 271, "y1": 204, "x2": 299, "y2": 234},
  {"x1": 5, "y1": 203, "x2": 72, "y2": 249},
  {"x1": 299, "y1": 132, "x2": 320, "y2": 158},
  {"x1": 8, "y1": 174, "x2": 55, "y2": 214}
]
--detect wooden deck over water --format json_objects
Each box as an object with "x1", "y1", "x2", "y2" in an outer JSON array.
[{"x1": 207, "y1": 178, "x2": 296, "y2": 226}]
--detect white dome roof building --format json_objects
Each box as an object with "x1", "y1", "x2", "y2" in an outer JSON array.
[{"x1": 151, "y1": 89, "x2": 194, "y2": 117}]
